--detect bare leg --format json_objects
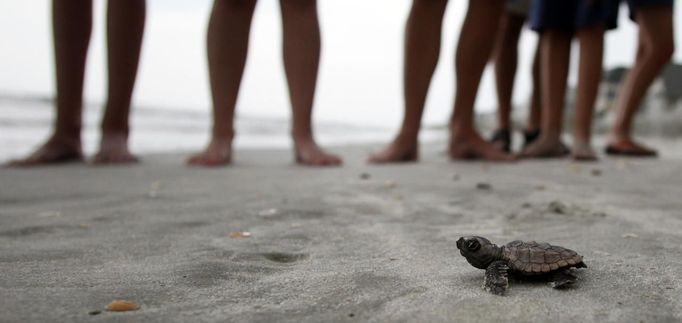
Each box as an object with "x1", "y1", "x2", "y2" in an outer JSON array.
[
  {"x1": 8, "y1": 0, "x2": 92, "y2": 167},
  {"x1": 572, "y1": 25, "x2": 604, "y2": 161},
  {"x1": 188, "y1": 0, "x2": 257, "y2": 167},
  {"x1": 526, "y1": 44, "x2": 542, "y2": 136},
  {"x1": 369, "y1": 0, "x2": 448, "y2": 164},
  {"x1": 520, "y1": 30, "x2": 571, "y2": 158},
  {"x1": 492, "y1": 12, "x2": 526, "y2": 152},
  {"x1": 449, "y1": 0, "x2": 512, "y2": 161},
  {"x1": 607, "y1": 7, "x2": 674, "y2": 156},
  {"x1": 280, "y1": 0, "x2": 341, "y2": 166},
  {"x1": 94, "y1": 0, "x2": 146, "y2": 164}
]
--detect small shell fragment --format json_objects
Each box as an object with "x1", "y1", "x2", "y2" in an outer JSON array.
[
  {"x1": 105, "y1": 300, "x2": 140, "y2": 312},
  {"x1": 230, "y1": 231, "x2": 252, "y2": 238},
  {"x1": 258, "y1": 208, "x2": 278, "y2": 217},
  {"x1": 384, "y1": 181, "x2": 397, "y2": 189}
]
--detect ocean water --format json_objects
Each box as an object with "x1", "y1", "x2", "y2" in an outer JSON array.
[
  {"x1": 1, "y1": 1, "x2": 680, "y2": 161},
  {"x1": 0, "y1": 95, "x2": 447, "y2": 162}
]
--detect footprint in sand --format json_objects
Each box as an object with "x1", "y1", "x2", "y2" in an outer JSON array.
[{"x1": 260, "y1": 252, "x2": 309, "y2": 264}]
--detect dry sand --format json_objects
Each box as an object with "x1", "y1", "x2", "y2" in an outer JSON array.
[{"x1": 1, "y1": 143, "x2": 681, "y2": 322}]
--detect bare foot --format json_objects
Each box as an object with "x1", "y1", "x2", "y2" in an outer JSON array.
[
  {"x1": 449, "y1": 131, "x2": 514, "y2": 161},
  {"x1": 93, "y1": 133, "x2": 138, "y2": 164},
  {"x1": 6, "y1": 135, "x2": 83, "y2": 167},
  {"x1": 368, "y1": 136, "x2": 418, "y2": 164},
  {"x1": 519, "y1": 137, "x2": 570, "y2": 159},
  {"x1": 605, "y1": 138, "x2": 658, "y2": 157},
  {"x1": 294, "y1": 138, "x2": 342, "y2": 167},
  {"x1": 571, "y1": 141, "x2": 598, "y2": 162},
  {"x1": 187, "y1": 138, "x2": 233, "y2": 167}
]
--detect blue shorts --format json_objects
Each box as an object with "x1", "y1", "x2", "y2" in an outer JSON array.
[{"x1": 530, "y1": 0, "x2": 619, "y2": 32}]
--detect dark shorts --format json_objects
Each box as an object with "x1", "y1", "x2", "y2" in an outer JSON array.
[
  {"x1": 530, "y1": 0, "x2": 620, "y2": 32},
  {"x1": 621, "y1": 0, "x2": 675, "y2": 23},
  {"x1": 531, "y1": 0, "x2": 675, "y2": 32}
]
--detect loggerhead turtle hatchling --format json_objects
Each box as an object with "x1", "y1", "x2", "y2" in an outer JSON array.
[{"x1": 456, "y1": 236, "x2": 586, "y2": 295}]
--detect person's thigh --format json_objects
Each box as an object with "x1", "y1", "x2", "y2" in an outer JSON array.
[{"x1": 626, "y1": 0, "x2": 674, "y2": 21}]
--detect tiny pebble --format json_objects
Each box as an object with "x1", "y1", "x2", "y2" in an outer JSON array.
[
  {"x1": 591, "y1": 169, "x2": 602, "y2": 176},
  {"x1": 476, "y1": 182, "x2": 492, "y2": 190},
  {"x1": 360, "y1": 173, "x2": 371, "y2": 180},
  {"x1": 548, "y1": 201, "x2": 571, "y2": 215},
  {"x1": 622, "y1": 233, "x2": 639, "y2": 239},
  {"x1": 88, "y1": 310, "x2": 102, "y2": 316}
]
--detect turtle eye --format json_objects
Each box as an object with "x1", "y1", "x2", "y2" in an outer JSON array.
[{"x1": 466, "y1": 240, "x2": 480, "y2": 251}]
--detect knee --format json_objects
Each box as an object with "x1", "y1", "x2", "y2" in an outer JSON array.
[
  {"x1": 413, "y1": 0, "x2": 448, "y2": 8},
  {"x1": 646, "y1": 38, "x2": 675, "y2": 65},
  {"x1": 218, "y1": 0, "x2": 257, "y2": 10},
  {"x1": 281, "y1": 0, "x2": 316, "y2": 10}
]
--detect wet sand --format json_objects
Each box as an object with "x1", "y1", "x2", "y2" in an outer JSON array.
[{"x1": 1, "y1": 143, "x2": 681, "y2": 322}]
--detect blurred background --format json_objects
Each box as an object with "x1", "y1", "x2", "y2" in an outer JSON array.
[{"x1": 1, "y1": 0, "x2": 681, "y2": 161}]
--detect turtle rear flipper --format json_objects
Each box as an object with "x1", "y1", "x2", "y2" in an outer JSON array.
[
  {"x1": 484, "y1": 261, "x2": 509, "y2": 295},
  {"x1": 550, "y1": 270, "x2": 577, "y2": 289}
]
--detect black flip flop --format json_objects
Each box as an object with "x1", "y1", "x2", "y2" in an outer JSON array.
[
  {"x1": 605, "y1": 145, "x2": 658, "y2": 157},
  {"x1": 490, "y1": 129, "x2": 512, "y2": 153}
]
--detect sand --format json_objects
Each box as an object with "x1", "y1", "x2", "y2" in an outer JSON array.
[{"x1": 1, "y1": 144, "x2": 681, "y2": 322}]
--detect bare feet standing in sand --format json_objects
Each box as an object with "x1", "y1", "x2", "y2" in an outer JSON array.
[
  {"x1": 7, "y1": 0, "x2": 145, "y2": 167},
  {"x1": 521, "y1": 0, "x2": 611, "y2": 161},
  {"x1": 370, "y1": 0, "x2": 512, "y2": 164},
  {"x1": 189, "y1": 0, "x2": 341, "y2": 167},
  {"x1": 490, "y1": 0, "x2": 542, "y2": 153},
  {"x1": 606, "y1": 4, "x2": 674, "y2": 157}
]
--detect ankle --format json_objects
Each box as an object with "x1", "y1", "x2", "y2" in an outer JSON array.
[
  {"x1": 394, "y1": 131, "x2": 419, "y2": 145},
  {"x1": 50, "y1": 131, "x2": 81, "y2": 146},
  {"x1": 292, "y1": 132, "x2": 316, "y2": 146},
  {"x1": 101, "y1": 123, "x2": 129, "y2": 135},
  {"x1": 449, "y1": 124, "x2": 477, "y2": 140},
  {"x1": 211, "y1": 128, "x2": 234, "y2": 141},
  {"x1": 572, "y1": 134, "x2": 591, "y2": 145}
]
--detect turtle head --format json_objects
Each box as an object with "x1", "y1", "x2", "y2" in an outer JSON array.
[{"x1": 456, "y1": 236, "x2": 500, "y2": 269}]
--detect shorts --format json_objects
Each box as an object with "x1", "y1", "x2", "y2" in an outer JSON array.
[
  {"x1": 530, "y1": 0, "x2": 620, "y2": 32},
  {"x1": 506, "y1": 0, "x2": 533, "y2": 17}
]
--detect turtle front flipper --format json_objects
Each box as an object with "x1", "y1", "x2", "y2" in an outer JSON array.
[
  {"x1": 483, "y1": 260, "x2": 509, "y2": 295},
  {"x1": 549, "y1": 270, "x2": 577, "y2": 289}
]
